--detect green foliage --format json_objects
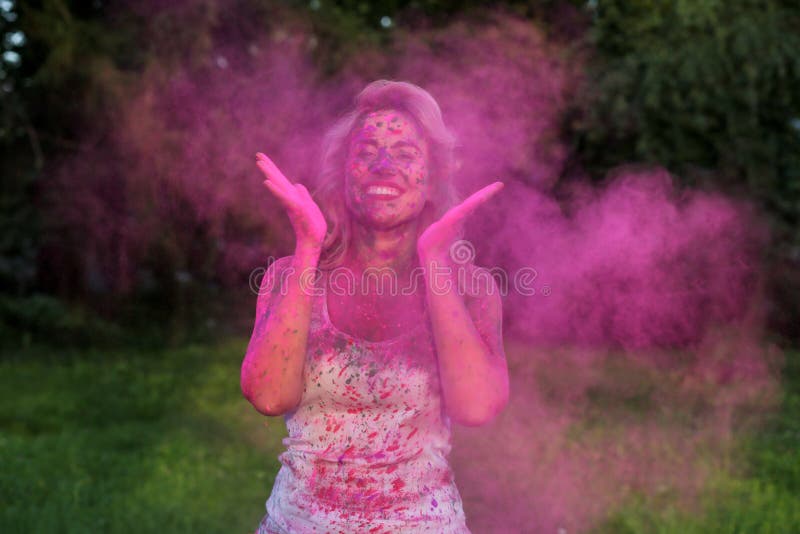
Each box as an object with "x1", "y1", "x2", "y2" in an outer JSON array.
[
  {"x1": 2, "y1": 1, "x2": 262, "y2": 342},
  {"x1": 0, "y1": 293, "x2": 124, "y2": 348},
  {"x1": 2, "y1": 0, "x2": 799, "y2": 343},
  {"x1": 1, "y1": 1, "x2": 41, "y2": 301},
  {"x1": 5, "y1": 0, "x2": 142, "y2": 152},
  {"x1": 569, "y1": 0, "x2": 800, "y2": 342},
  {"x1": 577, "y1": 0, "x2": 800, "y2": 197},
  {"x1": 0, "y1": 171, "x2": 39, "y2": 293}
]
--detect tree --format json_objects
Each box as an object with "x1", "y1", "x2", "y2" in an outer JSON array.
[{"x1": 569, "y1": 0, "x2": 800, "y2": 340}]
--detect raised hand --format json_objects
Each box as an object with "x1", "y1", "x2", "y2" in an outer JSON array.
[
  {"x1": 417, "y1": 181, "x2": 504, "y2": 263},
  {"x1": 256, "y1": 152, "x2": 327, "y2": 251}
]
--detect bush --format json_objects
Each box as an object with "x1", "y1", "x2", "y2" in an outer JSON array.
[{"x1": 0, "y1": 294, "x2": 123, "y2": 349}]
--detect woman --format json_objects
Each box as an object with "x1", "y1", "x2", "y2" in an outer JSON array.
[{"x1": 241, "y1": 80, "x2": 509, "y2": 533}]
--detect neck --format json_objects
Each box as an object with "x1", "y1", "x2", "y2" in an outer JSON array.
[{"x1": 346, "y1": 218, "x2": 420, "y2": 275}]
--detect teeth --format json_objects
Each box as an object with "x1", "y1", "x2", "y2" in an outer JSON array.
[{"x1": 366, "y1": 186, "x2": 401, "y2": 196}]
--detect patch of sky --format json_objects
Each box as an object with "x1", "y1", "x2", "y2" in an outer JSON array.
[
  {"x1": 3, "y1": 49, "x2": 20, "y2": 66},
  {"x1": 5, "y1": 30, "x2": 25, "y2": 47}
]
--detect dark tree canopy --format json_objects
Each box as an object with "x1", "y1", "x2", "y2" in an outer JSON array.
[{"x1": 1, "y1": 0, "x2": 798, "y2": 345}]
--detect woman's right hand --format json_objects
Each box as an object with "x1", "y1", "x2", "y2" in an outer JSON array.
[{"x1": 256, "y1": 152, "x2": 327, "y2": 251}]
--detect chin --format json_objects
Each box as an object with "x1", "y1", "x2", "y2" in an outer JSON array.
[{"x1": 354, "y1": 210, "x2": 421, "y2": 231}]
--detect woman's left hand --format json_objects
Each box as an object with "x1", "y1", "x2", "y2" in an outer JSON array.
[{"x1": 417, "y1": 181, "x2": 504, "y2": 263}]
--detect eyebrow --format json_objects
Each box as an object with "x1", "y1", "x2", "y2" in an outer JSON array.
[
  {"x1": 355, "y1": 139, "x2": 421, "y2": 151},
  {"x1": 392, "y1": 140, "x2": 421, "y2": 151}
]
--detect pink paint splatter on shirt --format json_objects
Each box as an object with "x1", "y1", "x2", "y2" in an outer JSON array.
[{"x1": 260, "y1": 265, "x2": 469, "y2": 533}]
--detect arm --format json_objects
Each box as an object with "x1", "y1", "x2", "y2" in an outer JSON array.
[
  {"x1": 240, "y1": 246, "x2": 320, "y2": 416},
  {"x1": 416, "y1": 181, "x2": 509, "y2": 426},
  {"x1": 240, "y1": 152, "x2": 327, "y2": 416},
  {"x1": 423, "y1": 261, "x2": 509, "y2": 426}
]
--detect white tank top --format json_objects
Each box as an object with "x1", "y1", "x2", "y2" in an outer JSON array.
[{"x1": 261, "y1": 270, "x2": 470, "y2": 533}]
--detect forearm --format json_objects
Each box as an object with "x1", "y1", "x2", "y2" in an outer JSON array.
[
  {"x1": 241, "y1": 246, "x2": 321, "y2": 415},
  {"x1": 423, "y1": 259, "x2": 509, "y2": 426}
]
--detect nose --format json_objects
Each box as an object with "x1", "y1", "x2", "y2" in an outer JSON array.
[{"x1": 369, "y1": 149, "x2": 396, "y2": 175}]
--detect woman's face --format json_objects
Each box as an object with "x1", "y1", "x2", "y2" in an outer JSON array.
[{"x1": 344, "y1": 109, "x2": 431, "y2": 230}]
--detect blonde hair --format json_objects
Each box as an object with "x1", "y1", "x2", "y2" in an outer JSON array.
[{"x1": 314, "y1": 80, "x2": 459, "y2": 270}]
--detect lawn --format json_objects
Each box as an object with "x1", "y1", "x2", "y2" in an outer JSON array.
[
  {"x1": 589, "y1": 347, "x2": 800, "y2": 534},
  {"x1": 1, "y1": 339, "x2": 797, "y2": 533},
  {"x1": 0, "y1": 340, "x2": 285, "y2": 534}
]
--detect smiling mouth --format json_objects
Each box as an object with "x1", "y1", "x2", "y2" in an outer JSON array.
[{"x1": 364, "y1": 185, "x2": 403, "y2": 199}]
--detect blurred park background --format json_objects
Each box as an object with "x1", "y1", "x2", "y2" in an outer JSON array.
[{"x1": 1, "y1": 0, "x2": 799, "y2": 532}]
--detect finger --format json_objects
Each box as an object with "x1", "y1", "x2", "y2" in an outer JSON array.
[
  {"x1": 255, "y1": 155, "x2": 282, "y2": 180},
  {"x1": 295, "y1": 183, "x2": 314, "y2": 200},
  {"x1": 255, "y1": 153, "x2": 294, "y2": 190},
  {"x1": 257, "y1": 161, "x2": 294, "y2": 197},
  {"x1": 263, "y1": 179, "x2": 299, "y2": 209},
  {"x1": 461, "y1": 181, "x2": 504, "y2": 209},
  {"x1": 442, "y1": 181, "x2": 504, "y2": 224}
]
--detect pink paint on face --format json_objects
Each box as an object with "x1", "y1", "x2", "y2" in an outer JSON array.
[{"x1": 344, "y1": 109, "x2": 430, "y2": 230}]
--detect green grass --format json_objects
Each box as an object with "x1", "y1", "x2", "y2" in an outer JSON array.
[
  {"x1": 0, "y1": 340, "x2": 286, "y2": 534},
  {"x1": 1, "y1": 341, "x2": 798, "y2": 533},
  {"x1": 591, "y1": 476, "x2": 800, "y2": 534},
  {"x1": 590, "y1": 350, "x2": 800, "y2": 533}
]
